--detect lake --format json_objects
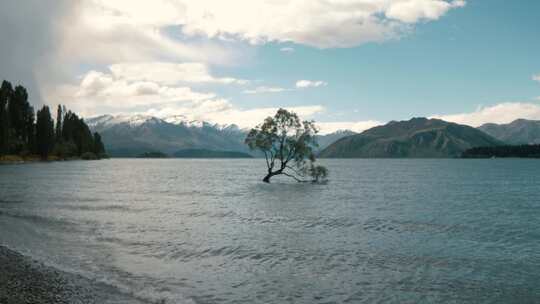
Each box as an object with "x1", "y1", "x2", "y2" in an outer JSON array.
[{"x1": 0, "y1": 159, "x2": 539, "y2": 303}]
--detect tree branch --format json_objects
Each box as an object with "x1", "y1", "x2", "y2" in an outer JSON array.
[
  {"x1": 282, "y1": 172, "x2": 309, "y2": 183},
  {"x1": 262, "y1": 150, "x2": 270, "y2": 169},
  {"x1": 286, "y1": 165, "x2": 306, "y2": 177}
]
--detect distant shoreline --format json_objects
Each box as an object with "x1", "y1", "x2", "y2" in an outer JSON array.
[
  {"x1": 0, "y1": 245, "x2": 146, "y2": 304},
  {"x1": 0, "y1": 154, "x2": 108, "y2": 165}
]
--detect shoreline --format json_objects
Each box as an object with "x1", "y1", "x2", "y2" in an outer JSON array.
[
  {"x1": 0, "y1": 155, "x2": 109, "y2": 165},
  {"x1": 0, "y1": 245, "x2": 147, "y2": 304}
]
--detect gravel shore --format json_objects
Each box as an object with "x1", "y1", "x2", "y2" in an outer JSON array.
[{"x1": 0, "y1": 246, "x2": 147, "y2": 304}]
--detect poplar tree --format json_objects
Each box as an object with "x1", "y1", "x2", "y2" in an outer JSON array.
[
  {"x1": 0, "y1": 81, "x2": 12, "y2": 154},
  {"x1": 36, "y1": 106, "x2": 55, "y2": 159}
]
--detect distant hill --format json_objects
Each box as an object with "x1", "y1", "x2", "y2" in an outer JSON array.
[
  {"x1": 137, "y1": 151, "x2": 168, "y2": 158},
  {"x1": 478, "y1": 119, "x2": 540, "y2": 145},
  {"x1": 315, "y1": 130, "x2": 357, "y2": 151},
  {"x1": 86, "y1": 114, "x2": 357, "y2": 158},
  {"x1": 319, "y1": 117, "x2": 502, "y2": 158},
  {"x1": 173, "y1": 149, "x2": 252, "y2": 158},
  {"x1": 86, "y1": 115, "x2": 249, "y2": 157}
]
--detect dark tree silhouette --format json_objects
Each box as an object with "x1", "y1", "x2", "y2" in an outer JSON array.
[
  {"x1": 0, "y1": 81, "x2": 12, "y2": 154},
  {"x1": 23, "y1": 103, "x2": 35, "y2": 154},
  {"x1": 93, "y1": 132, "x2": 105, "y2": 156},
  {"x1": 245, "y1": 108, "x2": 328, "y2": 183},
  {"x1": 36, "y1": 106, "x2": 55, "y2": 159},
  {"x1": 0, "y1": 80, "x2": 107, "y2": 160},
  {"x1": 55, "y1": 104, "x2": 63, "y2": 141},
  {"x1": 462, "y1": 145, "x2": 540, "y2": 158}
]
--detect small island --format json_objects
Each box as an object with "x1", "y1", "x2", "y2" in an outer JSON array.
[
  {"x1": 137, "y1": 151, "x2": 169, "y2": 158},
  {"x1": 172, "y1": 149, "x2": 252, "y2": 158}
]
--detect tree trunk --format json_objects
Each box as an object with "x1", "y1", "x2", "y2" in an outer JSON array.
[{"x1": 262, "y1": 169, "x2": 282, "y2": 183}]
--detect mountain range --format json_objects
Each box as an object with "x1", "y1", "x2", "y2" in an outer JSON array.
[
  {"x1": 319, "y1": 118, "x2": 502, "y2": 158},
  {"x1": 86, "y1": 115, "x2": 248, "y2": 157},
  {"x1": 87, "y1": 114, "x2": 540, "y2": 158},
  {"x1": 86, "y1": 115, "x2": 353, "y2": 157},
  {"x1": 478, "y1": 119, "x2": 540, "y2": 145}
]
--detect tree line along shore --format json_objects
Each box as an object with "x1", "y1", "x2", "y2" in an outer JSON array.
[{"x1": 0, "y1": 80, "x2": 107, "y2": 163}]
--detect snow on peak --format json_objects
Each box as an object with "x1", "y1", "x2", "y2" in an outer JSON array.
[
  {"x1": 85, "y1": 115, "x2": 114, "y2": 128},
  {"x1": 87, "y1": 114, "x2": 247, "y2": 133},
  {"x1": 162, "y1": 115, "x2": 213, "y2": 129},
  {"x1": 163, "y1": 115, "x2": 189, "y2": 125},
  {"x1": 86, "y1": 114, "x2": 163, "y2": 128}
]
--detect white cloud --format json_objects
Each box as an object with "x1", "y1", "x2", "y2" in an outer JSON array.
[
  {"x1": 317, "y1": 120, "x2": 383, "y2": 134},
  {"x1": 109, "y1": 62, "x2": 248, "y2": 85},
  {"x1": 143, "y1": 104, "x2": 381, "y2": 134},
  {"x1": 81, "y1": 0, "x2": 465, "y2": 50},
  {"x1": 386, "y1": 0, "x2": 466, "y2": 23},
  {"x1": 54, "y1": 69, "x2": 219, "y2": 118},
  {"x1": 55, "y1": 1, "x2": 243, "y2": 67},
  {"x1": 533, "y1": 74, "x2": 540, "y2": 83},
  {"x1": 12, "y1": 0, "x2": 467, "y2": 130},
  {"x1": 75, "y1": 71, "x2": 215, "y2": 103},
  {"x1": 280, "y1": 47, "x2": 295, "y2": 53},
  {"x1": 194, "y1": 105, "x2": 325, "y2": 129},
  {"x1": 242, "y1": 86, "x2": 287, "y2": 94},
  {"x1": 144, "y1": 105, "x2": 325, "y2": 130},
  {"x1": 431, "y1": 102, "x2": 540, "y2": 127},
  {"x1": 52, "y1": 68, "x2": 327, "y2": 130},
  {"x1": 296, "y1": 80, "x2": 328, "y2": 88}
]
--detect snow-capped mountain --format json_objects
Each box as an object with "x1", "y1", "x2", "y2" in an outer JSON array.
[
  {"x1": 85, "y1": 114, "x2": 248, "y2": 157},
  {"x1": 87, "y1": 114, "x2": 162, "y2": 129},
  {"x1": 85, "y1": 114, "x2": 355, "y2": 157},
  {"x1": 87, "y1": 114, "x2": 242, "y2": 131}
]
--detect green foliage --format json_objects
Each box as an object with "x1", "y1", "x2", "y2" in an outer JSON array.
[
  {"x1": 1, "y1": 83, "x2": 36, "y2": 154},
  {"x1": 0, "y1": 81, "x2": 12, "y2": 154},
  {"x1": 36, "y1": 106, "x2": 55, "y2": 159},
  {"x1": 52, "y1": 141, "x2": 79, "y2": 159},
  {"x1": 245, "y1": 108, "x2": 328, "y2": 183},
  {"x1": 8, "y1": 85, "x2": 28, "y2": 141},
  {"x1": 93, "y1": 132, "x2": 105, "y2": 155},
  {"x1": 55, "y1": 105, "x2": 63, "y2": 140},
  {"x1": 81, "y1": 152, "x2": 98, "y2": 160},
  {"x1": 0, "y1": 80, "x2": 107, "y2": 160},
  {"x1": 61, "y1": 111, "x2": 94, "y2": 155},
  {"x1": 309, "y1": 164, "x2": 329, "y2": 183}
]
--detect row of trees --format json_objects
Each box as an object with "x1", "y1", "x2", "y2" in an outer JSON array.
[
  {"x1": 0, "y1": 80, "x2": 106, "y2": 160},
  {"x1": 462, "y1": 145, "x2": 540, "y2": 158}
]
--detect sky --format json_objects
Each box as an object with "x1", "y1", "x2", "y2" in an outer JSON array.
[{"x1": 1, "y1": 0, "x2": 539, "y2": 134}]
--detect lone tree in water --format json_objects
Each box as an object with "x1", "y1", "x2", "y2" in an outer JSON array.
[{"x1": 245, "y1": 108, "x2": 328, "y2": 183}]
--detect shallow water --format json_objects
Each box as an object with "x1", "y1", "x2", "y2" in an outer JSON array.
[{"x1": 0, "y1": 159, "x2": 539, "y2": 303}]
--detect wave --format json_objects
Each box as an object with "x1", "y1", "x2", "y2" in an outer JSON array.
[
  {"x1": 0, "y1": 210, "x2": 82, "y2": 228},
  {"x1": 0, "y1": 198, "x2": 25, "y2": 204},
  {"x1": 58, "y1": 204, "x2": 138, "y2": 212}
]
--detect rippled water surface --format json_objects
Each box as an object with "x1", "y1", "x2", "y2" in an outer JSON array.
[{"x1": 1, "y1": 159, "x2": 539, "y2": 303}]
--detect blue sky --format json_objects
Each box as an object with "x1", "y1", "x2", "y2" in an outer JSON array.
[
  {"x1": 1, "y1": 0, "x2": 540, "y2": 133},
  {"x1": 218, "y1": 0, "x2": 540, "y2": 124}
]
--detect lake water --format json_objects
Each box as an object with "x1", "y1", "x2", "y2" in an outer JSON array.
[{"x1": 0, "y1": 159, "x2": 539, "y2": 303}]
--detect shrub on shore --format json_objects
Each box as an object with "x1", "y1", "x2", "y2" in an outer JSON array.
[{"x1": 81, "y1": 152, "x2": 98, "y2": 160}]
